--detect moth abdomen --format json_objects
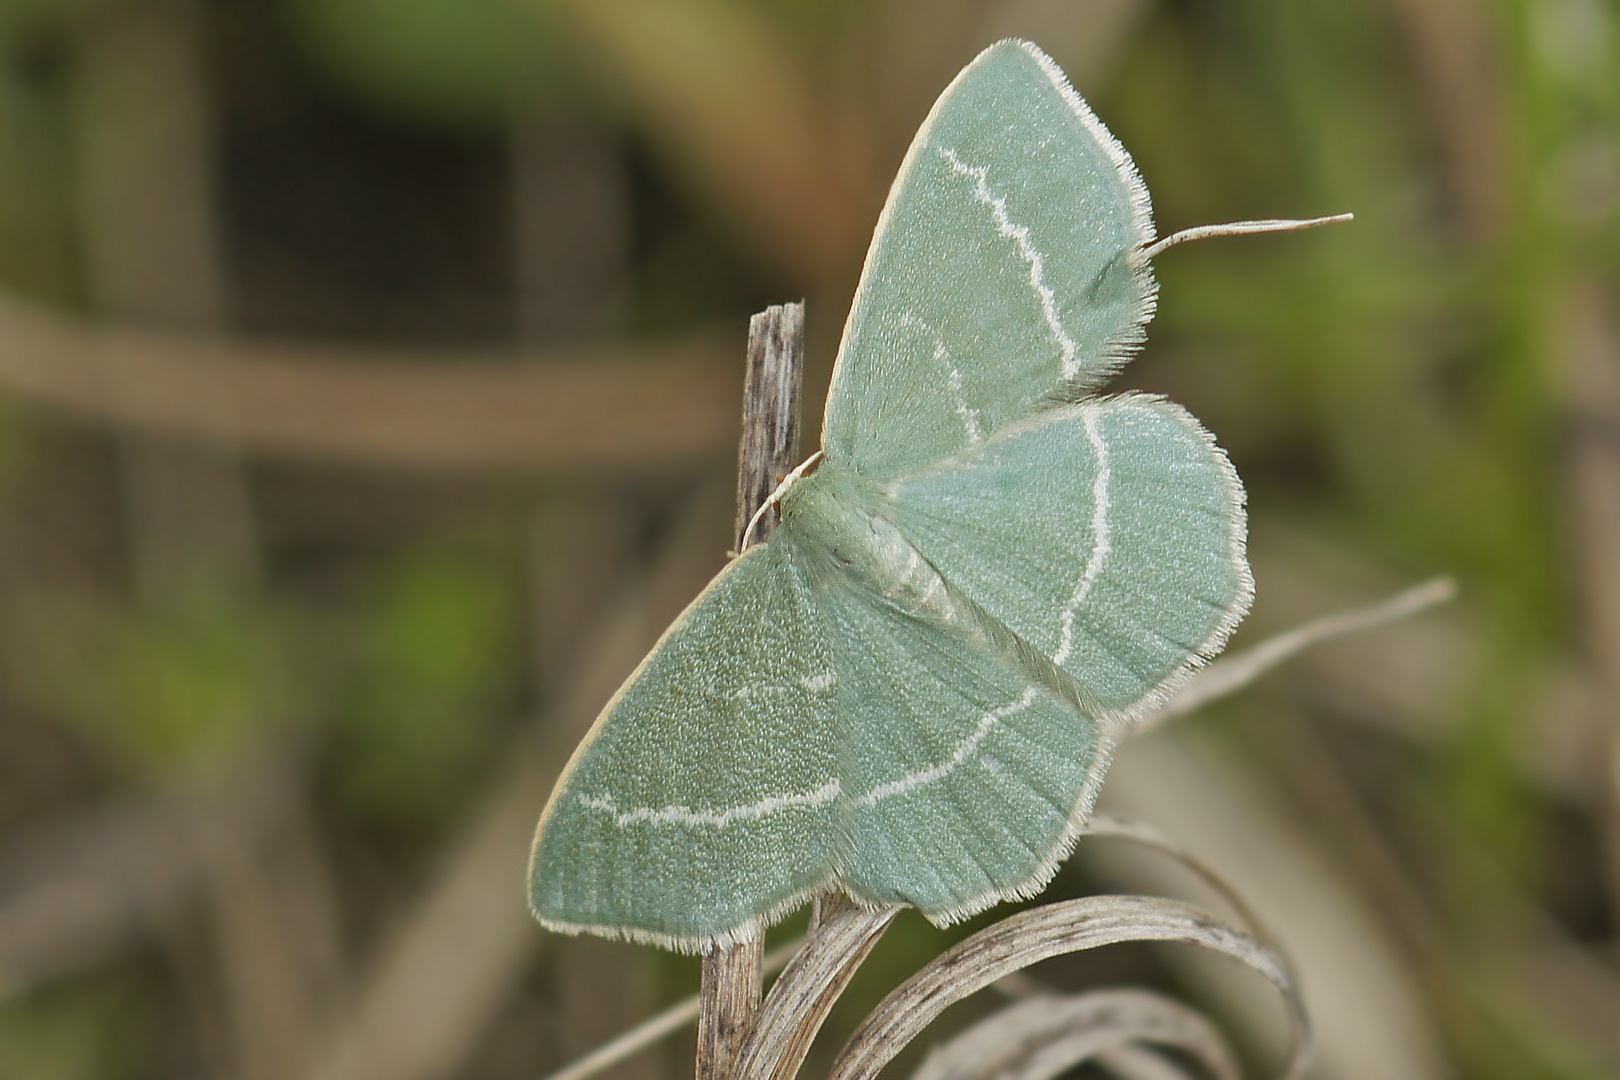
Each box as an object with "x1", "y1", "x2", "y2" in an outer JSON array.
[{"x1": 782, "y1": 470, "x2": 968, "y2": 628}]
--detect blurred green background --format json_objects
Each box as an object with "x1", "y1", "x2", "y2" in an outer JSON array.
[{"x1": 0, "y1": 0, "x2": 1615, "y2": 1078}]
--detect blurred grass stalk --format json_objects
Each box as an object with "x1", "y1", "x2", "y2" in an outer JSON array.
[
  {"x1": 1521, "y1": 0, "x2": 1620, "y2": 1067},
  {"x1": 1563, "y1": 281, "x2": 1620, "y2": 941},
  {"x1": 513, "y1": 85, "x2": 657, "y2": 1080},
  {"x1": 73, "y1": 1, "x2": 340, "y2": 1077}
]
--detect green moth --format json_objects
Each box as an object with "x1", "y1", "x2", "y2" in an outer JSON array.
[{"x1": 530, "y1": 39, "x2": 1257, "y2": 953}]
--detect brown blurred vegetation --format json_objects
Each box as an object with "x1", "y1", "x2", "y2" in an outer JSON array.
[{"x1": 0, "y1": 0, "x2": 1615, "y2": 1077}]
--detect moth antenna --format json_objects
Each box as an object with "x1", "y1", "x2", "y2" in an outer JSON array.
[
  {"x1": 1139, "y1": 213, "x2": 1353, "y2": 262},
  {"x1": 739, "y1": 450, "x2": 825, "y2": 552}
]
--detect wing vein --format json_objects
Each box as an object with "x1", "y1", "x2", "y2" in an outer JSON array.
[
  {"x1": 939, "y1": 146, "x2": 1080, "y2": 377},
  {"x1": 577, "y1": 780, "x2": 843, "y2": 829},
  {"x1": 1052, "y1": 406, "x2": 1112, "y2": 667},
  {"x1": 850, "y1": 687, "x2": 1041, "y2": 808}
]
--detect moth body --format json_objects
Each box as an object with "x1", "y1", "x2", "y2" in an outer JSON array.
[{"x1": 781, "y1": 468, "x2": 966, "y2": 631}]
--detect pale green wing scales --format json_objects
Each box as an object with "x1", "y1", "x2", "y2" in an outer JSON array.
[
  {"x1": 883, "y1": 396, "x2": 1251, "y2": 723},
  {"x1": 821, "y1": 39, "x2": 1155, "y2": 481},
  {"x1": 529, "y1": 543, "x2": 843, "y2": 951},
  {"x1": 808, "y1": 558, "x2": 1109, "y2": 921}
]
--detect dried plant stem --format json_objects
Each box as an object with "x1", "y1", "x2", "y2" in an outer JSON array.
[
  {"x1": 698, "y1": 303, "x2": 807, "y2": 1080},
  {"x1": 827, "y1": 896, "x2": 1310, "y2": 1080},
  {"x1": 1092, "y1": 1043, "x2": 1208, "y2": 1080},
  {"x1": 1081, "y1": 815, "x2": 1281, "y2": 955},
  {"x1": 1138, "y1": 576, "x2": 1455, "y2": 733},
  {"x1": 699, "y1": 939, "x2": 765, "y2": 1080},
  {"x1": 735, "y1": 303, "x2": 805, "y2": 552},
  {"x1": 730, "y1": 898, "x2": 898, "y2": 1080},
  {"x1": 546, "y1": 941, "x2": 805, "y2": 1080},
  {"x1": 909, "y1": 989, "x2": 1240, "y2": 1080}
]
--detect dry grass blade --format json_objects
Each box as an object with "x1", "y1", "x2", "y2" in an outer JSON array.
[
  {"x1": 1139, "y1": 577, "x2": 1455, "y2": 733},
  {"x1": 731, "y1": 898, "x2": 900, "y2": 1080},
  {"x1": 1081, "y1": 815, "x2": 1281, "y2": 958},
  {"x1": 543, "y1": 940, "x2": 806, "y2": 1080},
  {"x1": 827, "y1": 896, "x2": 1309, "y2": 1080},
  {"x1": 543, "y1": 809, "x2": 1289, "y2": 1080},
  {"x1": 910, "y1": 989, "x2": 1239, "y2": 1080},
  {"x1": 1093, "y1": 1043, "x2": 1207, "y2": 1080}
]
